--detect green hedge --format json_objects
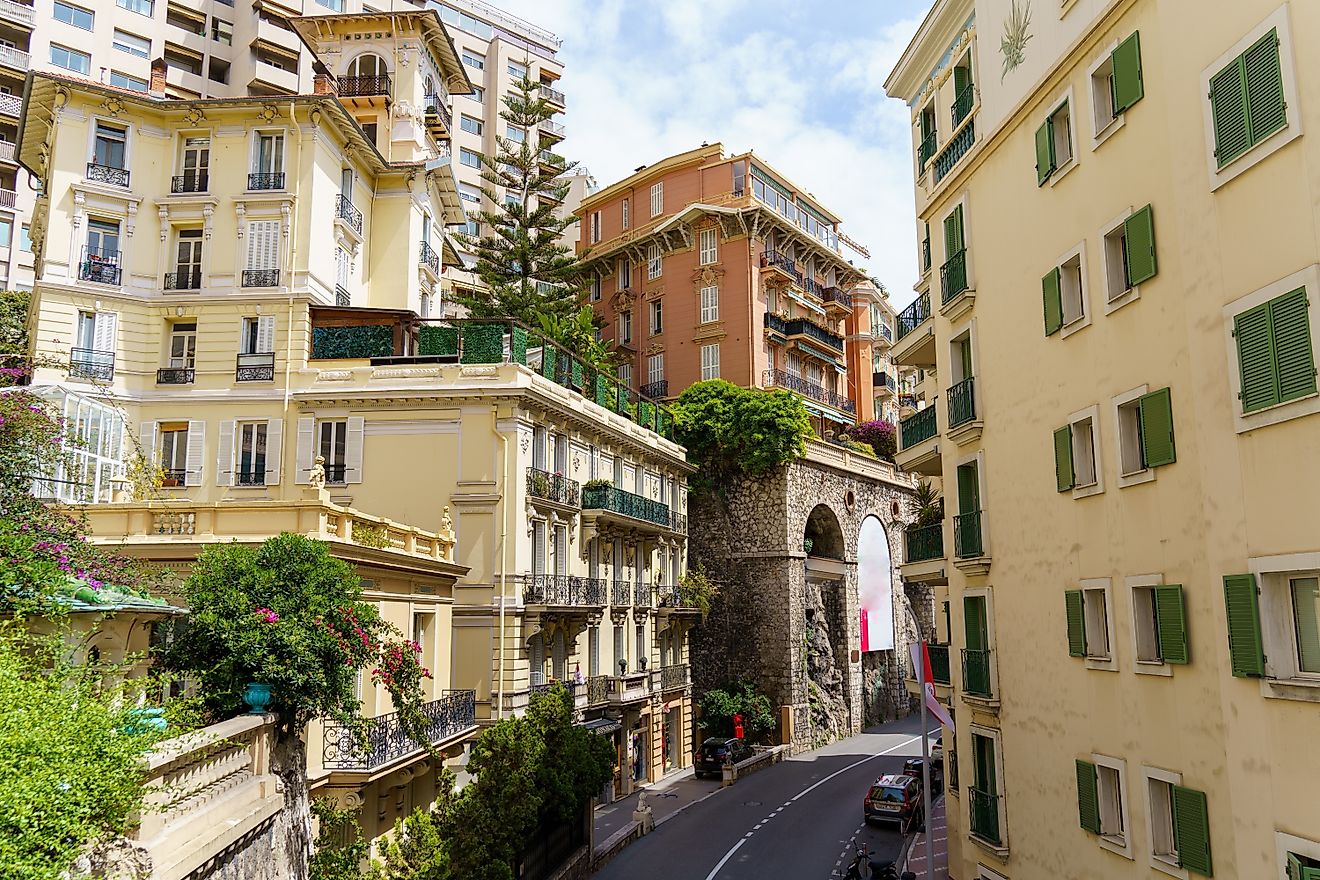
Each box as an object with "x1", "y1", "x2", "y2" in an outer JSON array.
[
  {"x1": 312, "y1": 325, "x2": 394, "y2": 360},
  {"x1": 595, "y1": 375, "x2": 612, "y2": 408},
  {"x1": 460, "y1": 323, "x2": 506, "y2": 364},
  {"x1": 511, "y1": 327, "x2": 529, "y2": 365},
  {"x1": 639, "y1": 400, "x2": 655, "y2": 429},
  {"x1": 417, "y1": 325, "x2": 458, "y2": 357},
  {"x1": 542, "y1": 346, "x2": 558, "y2": 380}
]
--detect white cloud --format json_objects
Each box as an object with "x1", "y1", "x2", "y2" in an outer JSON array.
[{"x1": 488, "y1": 0, "x2": 927, "y2": 305}]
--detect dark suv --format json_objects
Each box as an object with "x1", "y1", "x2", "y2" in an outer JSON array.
[
  {"x1": 694, "y1": 736, "x2": 754, "y2": 778},
  {"x1": 864, "y1": 773, "x2": 923, "y2": 831}
]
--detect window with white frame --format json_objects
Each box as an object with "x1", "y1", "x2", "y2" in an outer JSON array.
[
  {"x1": 621, "y1": 198, "x2": 629, "y2": 230},
  {"x1": 462, "y1": 50, "x2": 484, "y2": 70},
  {"x1": 1035, "y1": 98, "x2": 1074, "y2": 184},
  {"x1": 507, "y1": 59, "x2": 527, "y2": 79},
  {"x1": 1060, "y1": 252, "x2": 1085, "y2": 326},
  {"x1": 236, "y1": 422, "x2": 268, "y2": 485},
  {"x1": 619, "y1": 310, "x2": 632, "y2": 344},
  {"x1": 1082, "y1": 585, "x2": 1110, "y2": 660},
  {"x1": 1116, "y1": 396, "x2": 1147, "y2": 477},
  {"x1": 618, "y1": 363, "x2": 631, "y2": 387},
  {"x1": 649, "y1": 181, "x2": 663, "y2": 217},
  {"x1": 506, "y1": 125, "x2": 525, "y2": 143},
  {"x1": 647, "y1": 353, "x2": 663, "y2": 386},
  {"x1": 458, "y1": 183, "x2": 481, "y2": 204},
  {"x1": 1096, "y1": 762, "x2": 1126, "y2": 843},
  {"x1": 589, "y1": 211, "x2": 601, "y2": 243},
  {"x1": 54, "y1": 0, "x2": 94, "y2": 29},
  {"x1": 167, "y1": 322, "x2": 196, "y2": 369},
  {"x1": 51, "y1": 43, "x2": 91, "y2": 74},
  {"x1": 648, "y1": 299, "x2": 662, "y2": 335},
  {"x1": 1289, "y1": 575, "x2": 1320, "y2": 675},
  {"x1": 459, "y1": 147, "x2": 480, "y2": 168},
  {"x1": 115, "y1": 0, "x2": 151, "y2": 14},
  {"x1": 647, "y1": 242, "x2": 661, "y2": 280},
  {"x1": 1091, "y1": 33, "x2": 1143, "y2": 138},
  {"x1": 700, "y1": 343, "x2": 720, "y2": 380},
  {"x1": 618, "y1": 257, "x2": 632, "y2": 290},
  {"x1": 158, "y1": 422, "x2": 190, "y2": 485},
  {"x1": 459, "y1": 115, "x2": 482, "y2": 135},
  {"x1": 240, "y1": 316, "x2": 275, "y2": 355},
  {"x1": 92, "y1": 122, "x2": 128, "y2": 170},
  {"x1": 590, "y1": 276, "x2": 601, "y2": 301},
  {"x1": 1071, "y1": 415, "x2": 1097, "y2": 487},
  {"x1": 699, "y1": 227, "x2": 718, "y2": 264},
  {"x1": 699, "y1": 285, "x2": 719, "y2": 323},
  {"x1": 112, "y1": 28, "x2": 149, "y2": 57}
]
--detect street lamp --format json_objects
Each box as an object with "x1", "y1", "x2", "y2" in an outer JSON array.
[{"x1": 902, "y1": 597, "x2": 935, "y2": 880}]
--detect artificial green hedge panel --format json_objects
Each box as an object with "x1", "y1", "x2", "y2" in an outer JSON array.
[
  {"x1": 595, "y1": 375, "x2": 612, "y2": 408},
  {"x1": 460, "y1": 323, "x2": 505, "y2": 364},
  {"x1": 312, "y1": 325, "x2": 394, "y2": 360},
  {"x1": 639, "y1": 400, "x2": 655, "y2": 429},
  {"x1": 511, "y1": 327, "x2": 529, "y2": 365},
  {"x1": 542, "y1": 346, "x2": 558, "y2": 379},
  {"x1": 417, "y1": 325, "x2": 458, "y2": 357}
]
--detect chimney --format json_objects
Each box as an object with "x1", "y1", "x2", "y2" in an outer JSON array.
[
  {"x1": 312, "y1": 61, "x2": 336, "y2": 96},
  {"x1": 149, "y1": 57, "x2": 167, "y2": 97}
]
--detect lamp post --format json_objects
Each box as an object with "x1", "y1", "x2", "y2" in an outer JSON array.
[{"x1": 903, "y1": 598, "x2": 935, "y2": 880}]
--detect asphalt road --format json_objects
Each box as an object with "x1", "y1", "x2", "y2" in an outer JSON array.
[{"x1": 595, "y1": 714, "x2": 936, "y2": 880}]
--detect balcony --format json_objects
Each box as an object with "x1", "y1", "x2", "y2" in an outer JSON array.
[
  {"x1": 962, "y1": 648, "x2": 993, "y2": 698},
  {"x1": 70, "y1": 348, "x2": 114, "y2": 382},
  {"x1": 0, "y1": 142, "x2": 14, "y2": 165},
  {"x1": 873, "y1": 371, "x2": 894, "y2": 395},
  {"x1": 917, "y1": 130, "x2": 937, "y2": 169},
  {"x1": 156, "y1": 367, "x2": 195, "y2": 385},
  {"x1": 164, "y1": 270, "x2": 201, "y2": 291},
  {"x1": 822, "y1": 285, "x2": 853, "y2": 315},
  {"x1": 669, "y1": 510, "x2": 687, "y2": 533},
  {"x1": 763, "y1": 313, "x2": 845, "y2": 354},
  {"x1": 235, "y1": 352, "x2": 275, "y2": 382},
  {"x1": 335, "y1": 194, "x2": 363, "y2": 235},
  {"x1": 934, "y1": 119, "x2": 975, "y2": 184},
  {"x1": 896, "y1": 404, "x2": 941, "y2": 476},
  {"x1": 337, "y1": 74, "x2": 392, "y2": 99},
  {"x1": 520, "y1": 574, "x2": 606, "y2": 607},
  {"x1": 954, "y1": 510, "x2": 989, "y2": 575},
  {"x1": 581, "y1": 483, "x2": 673, "y2": 532},
  {"x1": 660, "y1": 664, "x2": 689, "y2": 692},
  {"x1": 539, "y1": 83, "x2": 565, "y2": 106},
  {"x1": 86, "y1": 162, "x2": 129, "y2": 188},
  {"x1": 946, "y1": 376, "x2": 981, "y2": 445},
  {"x1": 607, "y1": 672, "x2": 651, "y2": 705},
  {"x1": 0, "y1": 43, "x2": 29, "y2": 72},
  {"x1": 611, "y1": 579, "x2": 630, "y2": 607},
  {"x1": 422, "y1": 96, "x2": 452, "y2": 136},
  {"x1": 905, "y1": 522, "x2": 944, "y2": 564},
  {"x1": 969, "y1": 787, "x2": 1002, "y2": 846},
  {"x1": 538, "y1": 118, "x2": 566, "y2": 142},
  {"x1": 952, "y1": 84, "x2": 975, "y2": 128},
  {"x1": 940, "y1": 248, "x2": 969, "y2": 311},
  {"x1": 763, "y1": 368, "x2": 856, "y2": 415},
  {"x1": 922, "y1": 235, "x2": 931, "y2": 274},
  {"x1": 927, "y1": 644, "x2": 951, "y2": 686},
  {"x1": 0, "y1": 93, "x2": 18, "y2": 117},
  {"x1": 640, "y1": 380, "x2": 668, "y2": 399},
  {"x1": 634, "y1": 580, "x2": 652, "y2": 608},
  {"x1": 586, "y1": 674, "x2": 610, "y2": 706},
  {"x1": 336, "y1": 286, "x2": 350, "y2": 307},
  {"x1": 419, "y1": 239, "x2": 440, "y2": 275},
  {"x1": 893, "y1": 292, "x2": 935, "y2": 367},
  {"x1": 321, "y1": 690, "x2": 476, "y2": 771},
  {"x1": 526, "y1": 467, "x2": 580, "y2": 507},
  {"x1": 248, "y1": 172, "x2": 285, "y2": 191},
  {"x1": 79, "y1": 250, "x2": 121, "y2": 285},
  {"x1": 170, "y1": 173, "x2": 208, "y2": 194},
  {"x1": 242, "y1": 269, "x2": 280, "y2": 288},
  {"x1": 656, "y1": 585, "x2": 700, "y2": 614},
  {"x1": 0, "y1": 0, "x2": 34, "y2": 29},
  {"x1": 538, "y1": 149, "x2": 567, "y2": 174},
  {"x1": 899, "y1": 405, "x2": 937, "y2": 450},
  {"x1": 876, "y1": 321, "x2": 894, "y2": 344},
  {"x1": 160, "y1": 469, "x2": 186, "y2": 488},
  {"x1": 760, "y1": 249, "x2": 799, "y2": 284}
]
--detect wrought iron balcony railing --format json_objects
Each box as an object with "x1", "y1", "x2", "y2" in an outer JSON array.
[
  {"x1": 969, "y1": 787, "x2": 1001, "y2": 845},
  {"x1": 669, "y1": 510, "x2": 687, "y2": 533},
  {"x1": 904, "y1": 522, "x2": 944, "y2": 563},
  {"x1": 335, "y1": 194, "x2": 363, "y2": 234},
  {"x1": 896, "y1": 292, "x2": 931, "y2": 341},
  {"x1": 962, "y1": 648, "x2": 993, "y2": 698},
  {"x1": 422, "y1": 95, "x2": 452, "y2": 131},
  {"x1": 763, "y1": 368, "x2": 856, "y2": 414},
  {"x1": 917, "y1": 130, "x2": 938, "y2": 168},
  {"x1": 70, "y1": 348, "x2": 114, "y2": 381},
  {"x1": 156, "y1": 367, "x2": 194, "y2": 385},
  {"x1": 235, "y1": 471, "x2": 266, "y2": 487},
  {"x1": 941, "y1": 248, "x2": 968, "y2": 304},
  {"x1": 760, "y1": 249, "x2": 798, "y2": 279},
  {"x1": 80, "y1": 247, "x2": 121, "y2": 285},
  {"x1": 248, "y1": 172, "x2": 285, "y2": 190},
  {"x1": 954, "y1": 510, "x2": 984, "y2": 558},
  {"x1": 926, "y1": 644, "x2": 951, "y2": 685},
  {"x1": 934, "y1": 119, "x2": 975, "y2": 184},
  {"x1": 325, "y1": 463, "x2": 347, "y2": 485},
  {"x1": 164, "y1": 270, "x2": 202, "y2": 290},
  {"x1": 640, "y1": 380, "x2": 668, "y2": 399},
  {"x1": 526, "y1": 467, "x2": 580, "y2": 506},
  {"x1": 321, "y1": 690, "x2": 476, "y2": 770},
  {"x1": 873, "y1": 371, "x2": 894, "y2": 389},
  {"x1": 171, "y1": 173, "x2": 208, "y2": 193},
  {"x1": 878, "y1": 322, "x2": 893, "y2": 342},
  {"x1": 242, "y1": 269, "x2": 280, "y2": 288},
  {"x1": 335, "y1": 286, "x2": 350, "y2": 307},
  {"x1": 337, "y1": 74, "x2": 392, "y2": 97},
  {"x1": 235, "y1": 352, "x2": 275, "y2": 382},
  {"x1": 634, "y1": 580, "x2": 652, "y2": 608},
  {"x1": 87, "y1": 162, "x2": 129, "y2": 187},
  {"x1": 952, "y1": 84, "x2": 975, "y2": 128},
  {"x1": 899, "y1": 404, "x2": 938, "y2": 449},
  {"x1": 660, "y1": 664, "x2": 689, "y2": 691},
  {"x1": 520, "y1": 573, "x2": 606, "y2": 607},
  {"x1": 160, "y1": 468, "x2": 186, "y2": 487},
  {"x1": 419, "y1": 239, "x2": 440, "y2": 274},
  {"x1": 947, "y1": 376, "x2": 976, "y2": 428},
  {"x1": 780, "y1": 314, "x2": 848, "y2": 350},
  {"x1": 822, "y1": 285, "x2": 853, "y2": 310},
  {"x1": 582, "y1": 484, "x2": 671, "y2": 528},
  {"x1": 587, "y1": 674, "x2": 610, "y2": 706}
]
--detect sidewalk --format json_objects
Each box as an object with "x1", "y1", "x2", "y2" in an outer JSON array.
[
  {"x1": 593, "y1": 767, "x2": 723, "y2": 842},
  {"x1": 902, "y1": 794, "x2": 948, "y2": 879}
]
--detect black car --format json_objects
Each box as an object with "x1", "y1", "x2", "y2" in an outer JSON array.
[
  {"x1": 903, "y1": 757, "x2": 944, "y2": 795},
  {"x1": 694, "y1": 736, "x2": 754, "y2": 778}
]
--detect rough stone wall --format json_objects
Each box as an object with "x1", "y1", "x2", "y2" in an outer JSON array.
[{"x1": 690, "y1": 453, "x2": 916, "y2": 753}]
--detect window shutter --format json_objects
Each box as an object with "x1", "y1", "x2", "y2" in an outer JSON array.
[
  {"x1": 246, "y1": 220, "x2": 280, "y2": 270},
  {"x1": 1138, "y1": 387, "x2": 1176, "y2": 467},
  {"x1": 1065, "y1": 589, "x2": 1086, "y2": 656},
  {"x1": 344, "y1": 416, "x2": 365, "y2": 484},
  {"x1": 1243, "y1": 29, "x2": 1287, "y2": 146},
  {"x1": 1123, "y1": 204, "x2": 1157, "y2": 286},
  {"x1": 217, "y1": 420, "x2": 235, "y2": 487},
  {"x1": 1288, "y1": 854, "x2": 1320, "y2": 880},
  {"x1": 957, "y1": 462, "x2": 979, "y2": 515},
  {"x1": 1035, "y1": 119, "x2": 1054, "y2": 185},
  {"x1": 1111, "y1": 31, "x2": 1144, "y2": 113},
  {"x1": 256, "y1": 315, "x2": 276, "y2": 354},
  {"x1": 1042, "y1": 268, "x2": 1063, "y2": 336},
  {"x1": 264, "y1": 418, "x2": 283, "y2": 484},
  {"x1": 138, "y1": 421, "x2": 157, "y2": 464},
  {"x1": 1209, "y1": 59, "x2": 1250, "y2": 167},
  {"x1": 1154, "y1": 584, "x2": 1189, "y2": 664},
  {"x1": 1234, "y1": 301, "x2": 1279, "y2": 412},
  {"x1": 184, "y1": 420, "x2": 205, "y2": 486},
  {"x1": 943, "y1": 205, "x2": 964, "y2": 255},
  {"x1": 1053, "y1": 425, "x2": 1074, "y2": 492},
  {"x1": 589, "y1": 626, "x2": 599, "y2": 676},
  {"x1": 1222, "y1": 573, "x2": 1265, "y2": 677},
  {"x1": 962, "y1": 596, "x2": 986, "y2": 651},
  {"x1": 92, "y1": 312, "x2": 118, "y2": 353},
  {"x1": 529, "y1": 634, "x2": 544, "y2": 680},
  {"x1": 1288, "y1": 854, "x2": 1302, "y2": 880},
  {"x1": 1171, "y1": 785, "x2": 1213, "y2": 876},
  {"x1": 295, "y1": 416, "x2": 315, "y2": 485},
  {"x1": 555, "y1": 526, "x2": 567, "y2": 576},
  {"x1": 1075, "y1": 759, "x2": 1100, "y2": 833},
  {"x1": 1270, "y1": 286, "x2": 1316, "y2": 404},
  {"x1": 532, "y1": 522, "x2": 546, "y2": 575}
]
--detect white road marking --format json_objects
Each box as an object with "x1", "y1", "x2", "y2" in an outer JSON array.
[{"x1": 702, "y1": 839, "x2": 746, "y2": 880}]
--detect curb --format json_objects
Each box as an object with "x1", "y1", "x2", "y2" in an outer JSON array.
[{"x1": 592, "y1": 782, "x2": 728, "y2": 867}]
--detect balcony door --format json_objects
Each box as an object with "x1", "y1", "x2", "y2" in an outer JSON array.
[
  {"x1": 957, "y1": 460, "x2": 979, "y2": 518},
  {"x1": 180, "y1": 136, "x2": 209, "y2": 190},
  {"x1": 972, "y1": 732, "x2": 997, "y2": 804},
  {"x1": 175, "y1": 229, "x2": 203, "y2": 287},
  {"x1": 168, "y1": 323, "x2": 196, "y2": 369},
  {"x1": 964, "y1": 595, "x2": 987, "y2": 654},
  {"x1": 93, "y1": 122, "x2": 127, "y2": 169},
  {"x1": 253, "y1": 133, "x2": 284, "y2": 175},
  {"x1": 86, "y1": 219, "x2": 120, "y2": 261}
]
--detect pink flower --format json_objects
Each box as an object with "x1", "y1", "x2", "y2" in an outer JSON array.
[{"x1": 256, "y1": 607, "x2": 279, "y2": 623}]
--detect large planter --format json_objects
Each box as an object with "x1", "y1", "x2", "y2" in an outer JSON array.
[{"x1": 243, "y1": 682, "x2": 273, "y2": 715}]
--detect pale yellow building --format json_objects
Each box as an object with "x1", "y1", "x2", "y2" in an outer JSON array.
[{"x1": 887, "y1": 1, "x2": 1320, "y2": 878}]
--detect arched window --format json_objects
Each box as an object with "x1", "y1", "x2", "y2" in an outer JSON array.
[
  {"x1": 346, "y1": 53, "x2": 388, "y2": 78},
  {"x1": 529, "y1": 633, "x2": 545, "y2": 685},
  {"x1": 423, "y1": 74, "x2": 435, "y2": 99},
  {"x1": 420, "y1": 293, "x2": 431, "y2": 318}
]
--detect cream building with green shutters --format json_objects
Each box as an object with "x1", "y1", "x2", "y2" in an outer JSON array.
[{"x1": 886, "y1": 1, "x2": 1320, "y2": 878}]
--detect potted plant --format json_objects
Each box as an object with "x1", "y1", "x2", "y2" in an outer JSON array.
[{"x1": 243, "y1": 681, "x2": 273, "y2": 714}]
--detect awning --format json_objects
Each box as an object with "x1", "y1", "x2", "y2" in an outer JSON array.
[
  {"x1": 786, "y1": 290, "x2": 826, "y2": 316},
  {"x1": 794, "y1": 340, "x2": 845, "y2": 366},
  {"x1": 580, "y1": 717, "x2": 622, "y2": 735}
]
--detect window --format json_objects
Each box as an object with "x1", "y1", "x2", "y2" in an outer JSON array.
[
  {"x1": 1288, "y1": 853, "x2": 1320, "y2": 880},
  {"x1": 111, "y1": 29, "x2": 151, "y2": 60},
  {"x1": 92, "y1": 122, "x2": 128, "y2": 171},
  {"x1": 1070, "y1": 415, "x2": 1096, "y2": 487},
  {"x1": 159, "y1": 424, "x2": 189, "y2": 485},
  {"x1": 468, "y1": 85, "x2": 484, "y2": 102},
  {"x1": 174, "y1": 228, "x2": 202, "y2": 285},
  {"x1": 1076, "y1": 757, "x2": 1128, "y2": 851},
  {"x1": 252, "y1": 132, "x2": 284, "y2": 175},
  {"x1": 621, "y1": 197, "x2": 629, "y2": 230},
  {"x1": 1290, "y1": 576, "x2": 1320, "y2": 675},
  {"x1": 618, "y1": 257, "x2": 632, "y2": 290},
  {"x1": 1209, "y1": 28, "x2": 1286, "y2": 169},
  {"x1": 243, "y1": 220, "x2": 280, "y2": 286},
  {"x1": 240, "y1": 316, "x2": 275, "y2": 355},
  {"x1": 1114, "y1": 388, "x2": 1155, "y2": 481},
  {"x1": 19, "y1": 224, "x2": 30, "y2": 253},
  {"x1": 86, "y1": 218, "x2": 121, "y2": 260},
  {"x1": 314, "y1": 0, "x2": 343, "y2": 9},
  {"x1": 635, "y1": 623, "x2": 646, "y2": 668},
  {"x1": 1129, "y1": 580, "x2": 1188, "y2": 668},
  {"x1": 589, "y1": 211, "x2": 601, "y2": 244},
  {"x1": 508, "y1": 60, "x2": 527, "y2": 79},
  {"x1": 699, "y1": 227, "x2": 718, "y2": 264},
  {"x1": 619, "y1": 311, "x2": 632, "y2": 344},
  {"x1": 700, "y1": 286, "x2": 719, "y2": 323},
  {"x1": 647, "y1": 353, "x2": 664, "y2": 386},
  {"x1": 617, "y1": 363, "x2": 632, "y2": 387},
  {"x1": 51, "y1": 44, "x2": 91, "y2": 75},
  {"x1": 209, "y1": 58, "x2": 230, "y2": 85},
  {"x1": 211, "y1": 18, "x2": 232, "y2": 44},
  {"x1": 1100, "y1": 205, "x2": 1157, "y2": 308},
  {"x1": 116, "y1": 0, "x2": 152, "y2": 16},
  {"x1": 1053, "y1": 409, "x2": 1100, "y2": 494},
  {"x1": 1034, "y1": 99, "x2": 1074, "y2": 184},
  {"x1": 54, "y1": 1, "x2": 94, "y2": 30},
  {"x1": 1145, "y1": 774, "x2": 1213, "y2": 876},
  {"x1": 1093, "y1": 33, "x2": 1144, "y2": 139},
  {"x1": 462, "y1": 51, "x2": 485, "y2": 70},
  {"x1": 648, "y1": 299, "x2": 662, "y2": 335},
  {"x1": 1234, "y1": 286, "x2": 1315, "y2": 414},
  {"x1": 649, "y1": 181, "x2": 663, "y2": 217},
  {"x1": 236, "y1": 422, "x2": 268, "y2": 485},
  {"x1": 506, "y1": 125, "x2": 525, "y2": 143},
  {"x1": 0, "y1": 218, "x2": 11, "y2": 249},
  {"x1": 647, "y1": 243, "x2": 661, "y2": 280},
  {"x1": 460, "y1": 115, "x2": 483, "y2": 135},
  {"x1": 319, "y1": 420, "x2": 348, "y2": 484},
  {"x1": 590, "y1": 276, "x2": 601, "y2": 302},
  {"x1": 701, "y1": 343, "x2": 720, "y2": 380},
  {"x1": 1080, "y1": 585, "x2": 1110, "y2": 659},
  {"x1": 168, "y1": 322, "x2": 196, "y2": 369},
  {"x1": 110, "y1": 72, "x2": 148, "y2": 92},
  {"x1": 458, "y1": 183, "x2": 481, "y2": 204},
  {"x1": 460, "y1": 147, "x2": 481, "y2": 168}
]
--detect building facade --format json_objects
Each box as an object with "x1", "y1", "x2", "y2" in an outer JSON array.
[
  {"x1": 577, "y1": 143, "x2": 872, "y2": 436},
  {"x1": 845, "y1": 279, "x2": 907, "y2": 427},
  {"x1": 887, "y1": 1, "x2": 1320, "y2": 878}
]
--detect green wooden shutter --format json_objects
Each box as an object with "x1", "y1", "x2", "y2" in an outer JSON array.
[
  {"x1": 1124, "y1": 204, "x2": 1157, "y2": 286},
  {"x1": 1222, "y1": 573, "x2": 1265, "y2": 677},
  {"x1": 944, "y1": 205, "x2": 965, "y2": 255},
  {"x1": 1042, "y1": 268, "x2": 1063, "y2": 336},
  {"x1": 1270, "y1": 287, "x2": 1316, "y2": 404},
  {"x1": 1053, "y1": 425, "x2": 1074, "y2": 491},
  {"x1": 1243, "y1": 29, "x2": 1287, "y2": 146},
  {"x1": 1155, "y1": 585, "x2": 1189, "y2": 664},
  {"x1": 1075, "y1": 759, "x2": 1100, "y2": 833},
  {"x1": 957, "y1": 461, "x2": 979, "y2": 515},
  {"x1": 1171, "y1": 785, "x2": 1213, "y2": 876},
  {"x1": 1234, "y1": 300, "x2": 1279, "y2": 412},
  {"x1": 1138, "y1": 387, "x2": 1176, "y2": 468},
  {"x1": 1288, "y1": 853, "x2": 1320, "y2": 880},
  {"x1": 1111, "y1": 32, "x2": 1144, "y2": 113},
  {"x1": 964, "y1": 596, "x2": 987, "y2": 651},
  {"x1": 1065, "y1": 590, "x2": 1086, "y2": 656},
  {"x1": 920, "y1": 108, "x2": 933, "y2": 142},
  {"x1": 1209, "y1": 58, "x2": 1250, "y2": 167},
  {"x1": 954, "y1": 63, "x2": 970, "y2": 96},
  {"x1": 1288, "y1": 854, "x2": 1303, "y2": 880},
  {"x1": 1035, "y1": 119, "x2": 1054, "y2": 185}
]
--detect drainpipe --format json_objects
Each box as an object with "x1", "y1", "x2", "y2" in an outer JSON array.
[
  {"x1": 282, "y1": 102, "x2": 302, "y2": 485},
  {"x1": 495, "y1": 424, "x2": 511, "y2": 719},
  {"x1": 748, "y1": 232, "x2": 758, "y2": 388}
]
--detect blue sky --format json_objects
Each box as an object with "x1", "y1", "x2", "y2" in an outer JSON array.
[{"x1": 494, "y1": 0, "x2": 933, "y2": 305}]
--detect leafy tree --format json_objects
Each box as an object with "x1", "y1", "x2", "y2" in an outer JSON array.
[
  {"x1": 843, "y1": 419, "x2": 896, "y2": 461},
  {"x1": 0, "y1": 289, "x2": 28, "y2": 360},
  {"x1": 910, "y1": 480, "x2": 943, "y2": 527},
  {"x1": 453, "y1": 73, "x2": 581, "y2": 326},
  {"x1": 535, "y1": 306, "x2": 618, "y2": 376},
  {"x1": 310, "y1": 799, "x2": 371, "y2": 880},
  {"x1": 698, "y1": 681, "x2": 777, "y2": 742},
  {"x1": 671, "y1": 380, "x2": 813, "y2": 486}
]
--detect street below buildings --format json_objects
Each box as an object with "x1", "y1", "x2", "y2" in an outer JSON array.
[{"x1": 594, "y1": 714, "x2": 937, "y2": 879}]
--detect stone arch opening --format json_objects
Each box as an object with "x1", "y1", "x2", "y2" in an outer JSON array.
[{"x1": 804, "y1": 503, "x2": 845, "y2": 559}]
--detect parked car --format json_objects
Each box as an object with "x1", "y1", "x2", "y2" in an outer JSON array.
[
  {"x1": 864, "y1": 773, "x2": 924, "y2": 831},
  {"x1": 694, "y1": 736, "x2": 754, "y2": 778},
  {"x1": 930, "y1": 734, "x2": 943, "y2": 763},
  {"x1": 902, "y1": 757, "x2": 944, "y2": 795}
]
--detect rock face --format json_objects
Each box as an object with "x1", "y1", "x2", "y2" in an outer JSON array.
[{"x1": 689, "y1": 448, "x2": 921, "y2": 752}]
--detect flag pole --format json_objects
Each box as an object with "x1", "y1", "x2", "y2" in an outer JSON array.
[{"x1": 905, "y1": 601, "x2": 935, "y2": 879}]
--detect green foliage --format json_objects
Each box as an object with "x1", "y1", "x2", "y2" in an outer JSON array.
[
  {"x1": 844, "y1": 419, "x2": 896, "y2": 461},
  {"x1": 677, "y1": 563, "x2": 720, "y2": 616},
  {"x1": 352, "y1": 523, "x2": 390, "y2": 550},
  {"x1": 311, "y1": 798, "x2": 371, "y2": 880},
  {"x1": 840, "y1": 439, "x2": 878, "y2": 459},
  {"x1": 0, "y1": 624, "x2": 163, "y2": 880},
  {"x1": 312, "y1": 325, "x2": 395, "y2": 360},
  {"x1": 671, "y1": 380, "x2": 813, "y2": 486},
  {"x1": 0, "y1": 289, "x2": 29, "y2": 359},
  {"x1": 534, "y1": 307, "x2": 616, "y2": 377},
  {"x1": 698, "y1": 681, "x2": 777, "y2": 742},
  {"x1": 458, "y1": 323, "x2": 506, "y2": 364},
  {"x1": 911, "y1": 480, "x2": 944, "y2": 527},
  {"x1": 582, "y1": 478, "x2": 611, "y2": 490},
  {"x1": 416, "y1": 325, "x2": 458, "y2": 358},
  {"x1": 453, "y1": 76, "x2": 583, "y2": 325}
]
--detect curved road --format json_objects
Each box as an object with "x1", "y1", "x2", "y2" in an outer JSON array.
[{"x1": 595, "y1": 715, "x2": 936, "y2": 880}]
